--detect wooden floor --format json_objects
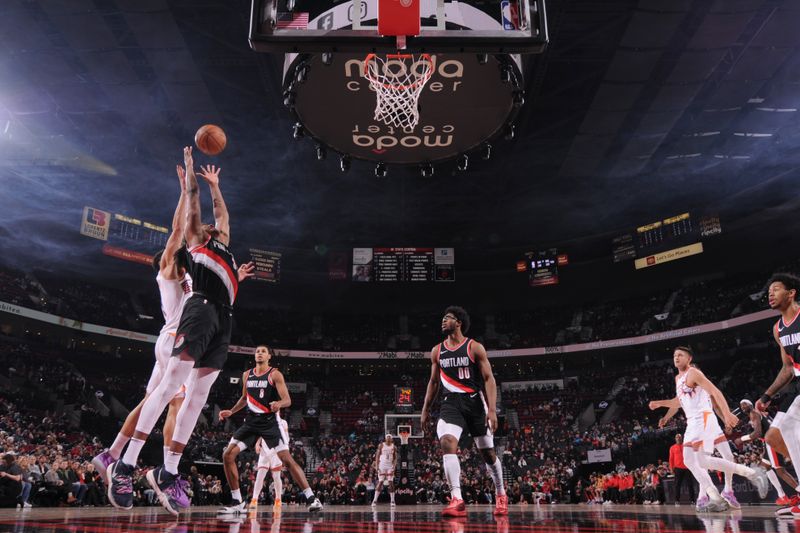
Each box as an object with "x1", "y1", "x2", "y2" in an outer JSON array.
[{"x1": 0, "y1": 503, "x2": 795, "y2": 532}]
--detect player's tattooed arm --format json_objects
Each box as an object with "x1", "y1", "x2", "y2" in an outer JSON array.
[
  {"x1": 197, "y1": 164, "x2": 230, "y2": 245},
  {"x1": 183, "y1": 146, "x2": 205, "y2": 248}
]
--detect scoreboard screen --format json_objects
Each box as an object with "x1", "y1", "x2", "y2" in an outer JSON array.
[
  {"x1": 636, "y1": 212, "x2": 693, "y2": 250},
  {"x1": 249, "y1": 248, "x2": 281, "y2": 283},
  {"x1": 522, "y1": 249, "x2": 561, "y2": 287},
  {"x1": 395, "y1": 386, "x2": 414, "y2": 413},
  {"x1": 80, "y1": 206, "x2": 167, "y2": 265},
  {"x1": 353, "y1": 248, "x2": 454, "y2": 282}
]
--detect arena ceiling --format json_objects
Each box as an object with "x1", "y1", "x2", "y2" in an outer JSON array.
[{"x1": 1, "y1": 0, "x2": 800, "y2": 276}]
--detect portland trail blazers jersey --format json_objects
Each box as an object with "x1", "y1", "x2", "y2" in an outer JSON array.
[
  {"x1": 776, "y1": 308, "x2": 800, "y2": 377},
  {"x1": 437, "y1": 337, "x2": 482, "y2": 394},
  {"x1": 246, "y1": 367, "x2": 280, "y2": 417},
  {"x1": 188, "y1": 237, "x2": 238, "y2": 306}
]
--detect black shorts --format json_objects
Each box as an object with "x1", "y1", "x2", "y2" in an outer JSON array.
[
  {"x1": 171, "y1": 294, "x2": 233, "y2": 370},
  {"x1": 232, "y1": 415, "x2": 285, "y2": 450},
  {"x1": 439, "y1": 392, "x2": 489, "y2": 438}
]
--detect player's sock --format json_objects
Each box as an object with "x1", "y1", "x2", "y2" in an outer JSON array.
[
  {"x1": 109, "y1": 433, "x2": 130, "y2": 460},
  {"x1": 303, "y1": 487, "x2": 314, "y2": 500},
  {"x1": 716, "y1": 442, "x2": 735, "y2": 492},
  {"x1": 272, "y1": 471, "x2": 282, "y2": 501},
  {"x1": 164, "y1": 450, "x2": 182, "y2": 475},
  {"x1": 698, "y1": 452, "x2": 752, "y2": 478},
  {"x1": 443, "y1": 454, "x2": 462, "y2": 500},
  {"x1": 122, "y1": 438, "x2": 145, "y2": 467},
  {"x1": 767, "y1": 469, "x2": 786, "y2": 498},
  {"x1": 486, "y1": 457, "x2": 506, "y2": 495},
  {"x1": 684, "y1": 448, "x2": 715, "y2": 498},
  {"x1": 373, "y1": 485, "x2": 381, "y2": 503},
  {"x1": 252, "y1": 469, "x2": 268, "y2": 503},
  {"x1": 163, "y1": 446, "x2": 170, "y2": 465},
  {"x1": 390, "y1": 491, "x2": 395, "y2": 504},
  {"x1": 231, "y1": 488, "x2": 242, "y2": 503}
]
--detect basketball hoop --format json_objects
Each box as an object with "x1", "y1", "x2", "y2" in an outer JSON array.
[
  {"x1": 363, "y1": 53, "x2": 433, "y2": 132},
  {"x1": 398, "y1": 425, "x2": 411, "y2": 446}
]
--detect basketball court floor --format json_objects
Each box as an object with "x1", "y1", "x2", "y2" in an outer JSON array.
[{"x1": 0, "y1": 504, "x2": 795, "y2": 533}]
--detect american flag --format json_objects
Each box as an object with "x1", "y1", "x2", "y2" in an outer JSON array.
[{"x1": 276, "y1": 12, "x2": 309, "y2": 29}]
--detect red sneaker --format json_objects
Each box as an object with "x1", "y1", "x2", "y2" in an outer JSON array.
[
  {"x1": 443, "y1": 498, "x2": 466, "y2": 517},
  {"x1": 776, "y1": 495, "x2": 792, "y2": 506},
  {"x1": 494, "y1": 494, "x2": 509, "y2": 516},
  {"x1": 791, "y1": 495, "x2": 800, "y2": 506}
]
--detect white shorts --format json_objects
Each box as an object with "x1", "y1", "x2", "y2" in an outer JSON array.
[
  {"x1": 684, "y1": 413, "x2": 723, "y2": 454},
  {"x1": 146, "y1": 331, "x2": 186, "y2": 398},
  {"x1": 377, "y1": 462, "x2": 395, "y2": 485},
  {"x1": 257, "y1": 447, "x2": 283, "y2": 471},
  {"x1": 773, "y1": 397, "x2": 800, "y2": 430}
]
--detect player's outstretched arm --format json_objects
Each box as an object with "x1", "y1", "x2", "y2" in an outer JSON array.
[
  {"x1": 197, "y1": 164, "x2": 230, "y2": 245},
  {"x1": 658, "y1": 405, "x2": 679, "y2": 428},
  {"x1": 420, "y1": 345, "x2": 441, "y2": 431},
  {"x1": 687, "y1": 368, "x2": 738, "y2": 429},
  {"x1": 161, "y1": 165, "x2": 188, "y2": 278},
  {"x1": 648, "y1": 398, "x2": 679, "y2": 410},
  {"x1": 219, "y1": 371, "x2": 249, "y2": 421},
  {"x1": 269, "y1": 370, "x2": 291, "y2": 412},
  {"x1": 183, "y1": 146, "x2": 205, "y2": 248},
  {"x1": 473, "y1": 341, "x2": 498, "y2": 433}
]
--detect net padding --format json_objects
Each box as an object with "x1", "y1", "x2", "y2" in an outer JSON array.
[{"x1": 364, "y1": 53, "x2": 433, "y2": 132}]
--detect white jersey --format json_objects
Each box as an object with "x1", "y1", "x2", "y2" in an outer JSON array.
[
  {"x1": 676, "y1": 370, "x2": 713, "y2": 420},
  {"x1": 157, "y1": 271, "x2": 192, "y2": 334},
  {"x1": 378, "y1": 443, "x2": 395, "y2": 468}
]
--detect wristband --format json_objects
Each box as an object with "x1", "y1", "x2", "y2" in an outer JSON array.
[
  {"x1": 760, "y1": 393, "x2": 772, "y2": 404},
  {"x1": 741, "y1": 435, "x2": 751, "y2": 442}
]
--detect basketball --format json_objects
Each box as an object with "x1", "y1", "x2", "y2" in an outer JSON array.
[{"x1": 194, "y1": 124, "x2": 227, "y2": 156}]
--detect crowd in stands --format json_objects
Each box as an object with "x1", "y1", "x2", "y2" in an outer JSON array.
[{"x1": 2, "y1": 256, "x2": 797, "y2": 352}]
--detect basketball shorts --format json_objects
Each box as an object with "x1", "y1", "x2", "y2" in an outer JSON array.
[
  {"x1": 765, "y1": 441, "x2": 781, "y2": 468},
  {"x1": 684, "y1": 412, "x2": 723, "y2": 454},
  {"x1": 231, "y1": 414, "x2": 287, "y2": 453},
  {"x1": 257, "y1": 448, "x2": 283, "y2": 471},
  {"x1": 437, "y1": 392, "x2": 494, "y2": 449},
  {"x1": 377, "y1": 462, "x2": 395, "y2": 486},
  {"x1": 146, "y1": 330, "x2": 186, "y2": 399},
  {"x1": 171, "y1": 294, "x2": 233, "y2": 370}
]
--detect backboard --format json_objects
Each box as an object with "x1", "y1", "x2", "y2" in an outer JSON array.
[{"x1": 249, "y1": 0, "x2": 548, "y2": 53}]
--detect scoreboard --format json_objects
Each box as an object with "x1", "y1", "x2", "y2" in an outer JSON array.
[
  {"x1": 395, "y1": 386, "x2": 414, "y2": 413},
  {"x1": 249, "y1": 248, "x2": 282, "y2": 283},
  {"x1": 611, "y1": 212, "x2": 722, "y2": 268},
  {"x1": 353, "y1": 248, "x2": 455, "y2": 282},
  {"x1": 80, "y1": 206, "x2": 167, "y2": 265}
]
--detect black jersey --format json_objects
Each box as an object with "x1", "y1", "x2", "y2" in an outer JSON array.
[
  {"x1": 245, "y1": 367, "x2": 280, "y2": 417},
  {"x1": 775, "y1": 308, "x2": 800, "y2": 377},
  {"x1": 188, "y1": 237, "x2": 238, "y2": 306},
  {"x1": 437, "y1": 337, "x2": 482, "y2": 394}
]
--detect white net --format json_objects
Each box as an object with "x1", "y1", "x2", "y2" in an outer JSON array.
[{"x1": 364, "y1": 53, "x2": 433, "y2": 132}]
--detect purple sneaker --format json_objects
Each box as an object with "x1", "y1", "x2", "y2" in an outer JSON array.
[
  {"x1": 694, "y1": 495, "x2": 708, "y2": 512},
  {"x1": 721, "y1": 490, "x2": 741, "y2": 509},
  {"x1": 91, "y1": 450, "x2": 115, "y2": 485},
  {"x1": 107, "y1": 461, "x2": 134, "y2": 510},
  {"x1": 146, "y1": 466, "x2": 189, "y2": 516}
]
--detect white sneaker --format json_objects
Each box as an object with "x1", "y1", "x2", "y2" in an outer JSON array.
[
  {"x1": 390, "y1": 501, "x2": 396, "y2": 507},
  {"x1": 308, "y1": 498, "x2": 323, "y2": 512},
  {"x1": 218, "y1": 500, "x2": 246, "y2": 514},
  {"x1": 371, "y1": 501, "x2": 378, "y2": 507}
]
